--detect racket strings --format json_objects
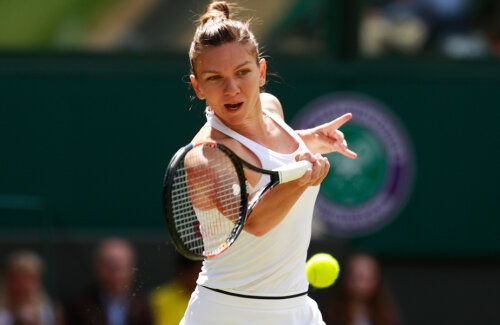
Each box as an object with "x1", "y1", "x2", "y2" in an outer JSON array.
[
  {"x1": 172, "y1": 189, "x2": 242, "y2": 208},
  {"x1": 171, "y1": 172, "x2": 240, "y2": 198},
  {"x1": 171, "y1": 160, "x2": 226, "y2": 182},
  {"x1": 170, "y1": 145, "x2": 244, "y2": 256}
]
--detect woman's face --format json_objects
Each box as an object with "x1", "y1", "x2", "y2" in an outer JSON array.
[{"x1": 190, "y1": 42, "x2": 266, "y2": 127}]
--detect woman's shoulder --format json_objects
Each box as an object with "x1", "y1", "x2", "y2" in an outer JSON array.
[
  {"x1": 192, "y1": 127, "x2": 239, "y2": 151},
  {"x1": 260, "y1": 93, "x2": 284, "y2": 119},
  {"x1": 191, "y1": 127, "x2": 259, "y2": 166},
  {"x1": 192, "y1": 125, "x2": 229, "y2": 143}
]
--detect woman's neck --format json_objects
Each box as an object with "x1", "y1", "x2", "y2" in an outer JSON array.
[{"x1": 216, "y1": 107, "x2": 269, "y2": 142}]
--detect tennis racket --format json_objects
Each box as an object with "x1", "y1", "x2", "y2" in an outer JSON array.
[{"x1": 162, "y1": 141, "x2": 312, "y2": 260}]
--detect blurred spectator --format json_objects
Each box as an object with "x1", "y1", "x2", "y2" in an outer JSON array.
[
  {"x1": 325, "y1": 253, "x2": 400, "y2": 325},
  {"x1": 360, "y1": 0, "x2": 493, "y2": 58},
  {"x1": 477, "y1": 0, "x2": 500, "y2": 57},
  {"x1": 0, "y1": 250, "x2": 56, "y2": 325},
  {"x1": 62, "y1": 237, "x2": 152, "y2": 325},
  {"x1": 360, "y1": 1, "x2": 429, "y2": 57},
  {"x1": 420, "y1": 0, "x2": 489, "y2": 58},
  {"x1": 149, "y1": 255, "x2": 201, "y2": 325}
]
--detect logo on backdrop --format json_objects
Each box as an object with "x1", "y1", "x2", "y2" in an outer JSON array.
[{"x1": 293, "y1": 93, "x2": 415, "y2": 237}]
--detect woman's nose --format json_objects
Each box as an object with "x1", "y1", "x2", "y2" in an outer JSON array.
[{"x1": 224, "y1": 77, "x2": 240, "y2": 96}]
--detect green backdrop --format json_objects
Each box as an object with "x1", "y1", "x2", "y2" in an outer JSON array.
[{"x1": 1, "y1": 54, "x2": 499, "y2": 258}]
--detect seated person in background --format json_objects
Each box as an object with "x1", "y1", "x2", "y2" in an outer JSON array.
[
  {"x1": 150, "y1": 255, "x2": 201, "y2": 325},
  {"x1": 325, "y1": 253, "x2": 401, "y2": 325},
  {"x1": 0, "y1": 250, "x2": 55, "y2": 325},
  {"x1": 63, "y1": 237, "x2": 152, "y2": 325}
]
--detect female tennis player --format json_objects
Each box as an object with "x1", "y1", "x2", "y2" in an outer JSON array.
[{"x1": 180, "y1": 1, "x2": 357, "y2": 324}]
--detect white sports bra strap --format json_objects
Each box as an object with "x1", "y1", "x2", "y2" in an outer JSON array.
[
  {"x1": 204, "y1": 111, "x2": 264, "y2": 153},
  {"x1": 261, "y1": 108, "x2": 305, "y2": 145},
  {"x1": 204, "y1": 108, "x2": 308, "y2": 156}
]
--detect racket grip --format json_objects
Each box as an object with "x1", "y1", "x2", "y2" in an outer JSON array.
[{"x1": 274, "y1": 160, "x2": 313, "y2": 183}]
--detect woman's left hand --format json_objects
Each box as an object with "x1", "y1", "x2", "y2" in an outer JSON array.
[{"x1": 298, "y1": 113, "x2": 358, "y2": 159}]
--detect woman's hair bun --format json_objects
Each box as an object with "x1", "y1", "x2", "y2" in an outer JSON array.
[{"x1": 201, "y1": 1, "x2": 231, "y2": 24}]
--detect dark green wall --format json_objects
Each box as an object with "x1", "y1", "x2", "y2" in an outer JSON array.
[{"x1": 1, "y1": 54, "x2": 499, "y2": 258}]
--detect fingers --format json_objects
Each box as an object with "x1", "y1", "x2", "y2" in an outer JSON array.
[
  {"x1": 294, "y1": 153, "x2": 330, "y2": 186},
  {"x1": 326, "y1": 113, "x2": 352, "y2": 130},
  {"x1": 333, "y1": 143, "x2": 357, "y2": 159},
  {"x1": 294, "y1": 152, "x2": 316, "y2": 187},
  {"x1": 338, "y1": 147, "x2": 358, "y2": 159},
  {"x1": 295, "y1": 151, "x2": 316, "y2": 164},
  {"x1": 311, "y1": 113, "x2": 357, "y2": 157},
  {"x1": 331, "y1": 130, "x2": 358, "y2": 159},
  {"x1": 310, "y1": 154, "x2": 330, "y2": 186}
]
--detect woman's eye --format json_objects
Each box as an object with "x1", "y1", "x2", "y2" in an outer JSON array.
[
  {"x1": 237, "y1": 69, "x2": 250, "y2": 76},
  {"x1": 207, "y1": 75, "x2": 220, "y2": 81}
]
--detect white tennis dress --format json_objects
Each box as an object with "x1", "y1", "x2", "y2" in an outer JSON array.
[{"x1": 180, "y1": 108, "x2": 325, "y2": 325}]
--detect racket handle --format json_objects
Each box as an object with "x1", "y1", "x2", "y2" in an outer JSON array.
[{"x1": 274, "y1": 160, "x2": 313, "y2": 183}]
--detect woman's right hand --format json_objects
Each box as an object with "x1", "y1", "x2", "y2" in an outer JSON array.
[{"x1": 294, "y1": 152, "x2": 330, "y2": 187}]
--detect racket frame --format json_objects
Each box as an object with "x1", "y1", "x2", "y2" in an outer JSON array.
[
  {"x1": 163, "y1": 141, "x2": 308, "y2": 260},
  {"x1": 163, "y1": 141, "x2": 249, "y2": 260}
]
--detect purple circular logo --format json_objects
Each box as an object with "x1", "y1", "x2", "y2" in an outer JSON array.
[{"x1": 294, "y1": 93, "x2": 415, "y2": 237}]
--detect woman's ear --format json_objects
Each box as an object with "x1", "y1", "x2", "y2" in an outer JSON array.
[
  {"x1": 259, "y1": 59, "x2": 267, "y2": 87},
  {"x1": 190, "y1": 74, "x2": 205, "y2": 99}
]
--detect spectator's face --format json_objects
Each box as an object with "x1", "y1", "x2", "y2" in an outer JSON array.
[
  {"x1": 345, "y1": 255, "x2": 379, "y2": 302},
  {"x1": 5, "y1": 269, "x2": 41, "y2": 303},
  {"x1": 95, "y1": 243, "x2": 134, "y2": 296}
]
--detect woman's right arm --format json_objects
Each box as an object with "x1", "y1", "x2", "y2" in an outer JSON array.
[{"x1": 242, "y1": 152, "x2": 329, "y2": 236}]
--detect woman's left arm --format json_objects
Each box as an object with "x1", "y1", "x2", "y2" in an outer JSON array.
[{"x1": 296, "y1": 113, "x2": 358, "y2": 158}]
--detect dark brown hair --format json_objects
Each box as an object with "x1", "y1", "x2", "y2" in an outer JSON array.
[{"x1": 189, "y1": 1, "x2": 261, "y2": 75}]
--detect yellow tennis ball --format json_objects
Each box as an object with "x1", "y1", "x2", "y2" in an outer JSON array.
[{"x1": 306, "y1": 253, "x2": 340, "y2": 288}]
